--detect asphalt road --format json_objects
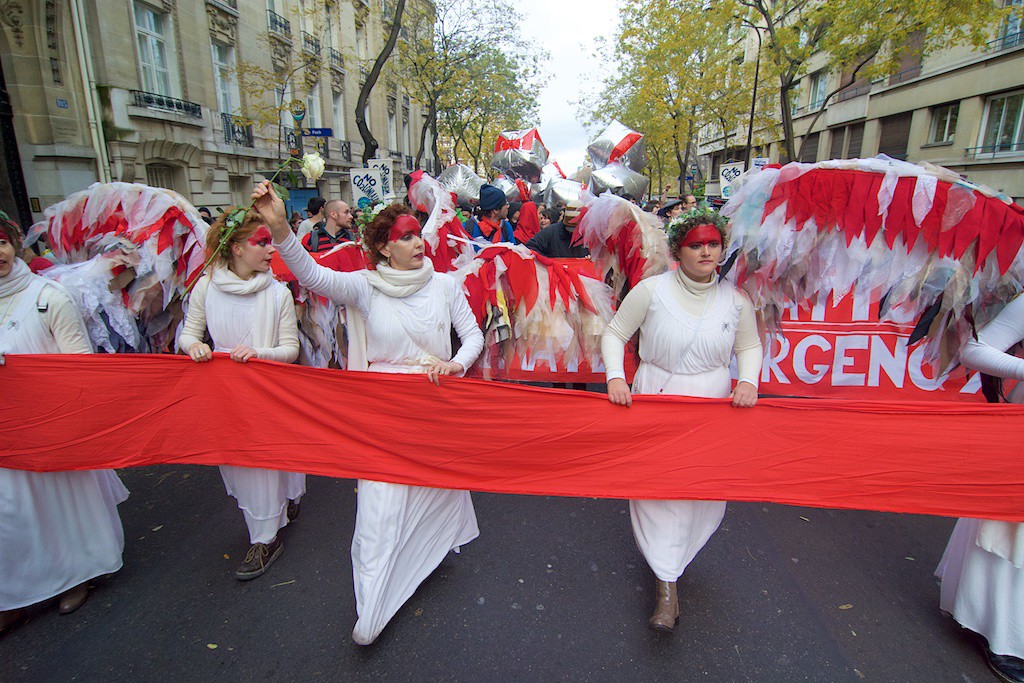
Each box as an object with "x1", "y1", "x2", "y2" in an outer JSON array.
[{"x1": 0, "y1": 465, "x2": 998, "y2": 682}]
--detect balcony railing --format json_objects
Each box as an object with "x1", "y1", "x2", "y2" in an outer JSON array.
[
  {"x1": 221, "y1": 113, "x2": 253, "y2": 147},
  {"x1": 341, "y1": 140, "x2": 352, "y2": 162},
  {"x1": 887, "y1": 65, "x2": 922, "y2": 86},
  {"x1": 329, "y1": 48, "x2": 345, "y2": 72},
  {"x1": 405, "y1": 154, "x2": 413, "y2": 169},
  {"x1": 268, "y1": 10, "x2": 291, "y2": 38},
  {"x1": 988, "y1": 30, "x2": 1024, "y2": 53},
  {"x1": 302, "y1": 31, "x2": 321, "y2": 55},
  {"x1": 131, "y1": 90, "x2": 202, "y2": 118},
  {"x1": 390, "y1": 149, "x2": 402, "y2": 160},
  {"x1": 836, "y1": 83, "x2": 871, "y2": 103},
  {"x1": 967, "y1": 141, "x2": 1024, "y2": 158}
]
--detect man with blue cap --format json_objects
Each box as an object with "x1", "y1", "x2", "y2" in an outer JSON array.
[{"x1": 465, "y1": 184, "x2": 516, "y2": 245}]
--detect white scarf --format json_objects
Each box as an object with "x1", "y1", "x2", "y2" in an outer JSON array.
[
  {"x1": 362, "y1": 259, "x2": 434, "y2": 298},
  {"x1": 209, "y1": 265, "x2": 279, "y2": 348},
  {"x1": 0, "y1": 258, "x2": 35, "y2": 299}
]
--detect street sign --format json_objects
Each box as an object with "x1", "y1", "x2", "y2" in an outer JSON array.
[
  {"x1": 301, "y1": 128, "x2": 333, "y2": 137},
  {"x1": 367, "y1": 158, "x2": 395, "y2": 198},
  {"x1": 290, "y1": 99, "x2": 306, "y2": 124}
]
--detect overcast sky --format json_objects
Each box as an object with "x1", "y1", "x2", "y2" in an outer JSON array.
[{"x1": 519, "y1": 0, "x2": 622, "y2": 174}]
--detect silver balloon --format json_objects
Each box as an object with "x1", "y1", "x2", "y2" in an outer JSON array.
[
  {"x1": 437, "y1": 164, "x2": 486, "y2": 205},
  {"x1": 491, "y1": 129, "x2": 549, "y2": 182},
  {"x1": 588, "y1": 120, "x2": 648, "y2": 173},
  {"x1": 589, "y1": 161, "x2": 650, "y2": 199},
  {"x1": 492, "y1": 176, "x2": 521, "y2": 203},
  {"x1": 571, "y1": 162, "x2": 593, "y2": 185},
  {"x1": 543, "y1": 178, "x2": 584, "y2": 207}
]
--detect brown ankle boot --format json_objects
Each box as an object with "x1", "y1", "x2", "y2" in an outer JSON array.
[
  {"x1": 648, "y1": 580, "x2": 679, "y2": 632},
  {"x1": 58, "y1": 583, "x2": 89, "y2": 615}
]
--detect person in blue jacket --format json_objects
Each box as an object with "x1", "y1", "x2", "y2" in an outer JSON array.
[{"x1": 465, "y1": 184, "x2": 516, "y2": 245}]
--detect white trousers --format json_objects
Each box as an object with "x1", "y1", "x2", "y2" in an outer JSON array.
[
  {"x1": 351, "y1": 479, "x2": 478, "y2": 645},
  {"x1": 0, "y1": 469, "x2": 129, "y2": 610},
  {"x1": 219, "y1": 466, "x2": 306, "y2": 544},
  {"x1": 937, "y1": 518, "x2": 1024, "y2": 658},
  {"x1": 630, "y1": 499, "x2": 726, "y2": 582}
]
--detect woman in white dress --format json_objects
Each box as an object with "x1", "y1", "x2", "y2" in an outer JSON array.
[
  {"x1": 937, "y1": 295, "x2": 1024, "y2": 683},
  {"x1": 251, "y1": 182, "x2": 484, "y2": 645},
  {"x1": 0, "y1": 216, "x2": 129, "y2": 633},
  {"x1": 601, "y1": 208, "x2": 762, "y2": 632},
  {"x1": 178, "y1": 208, "x2": 303, "y2": 581}
]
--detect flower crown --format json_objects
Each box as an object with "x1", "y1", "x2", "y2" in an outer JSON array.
[{"x1": 666, "y1": 208, "x2": 729, "y2": 251}]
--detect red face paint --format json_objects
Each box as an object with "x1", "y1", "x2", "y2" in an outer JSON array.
[
  {"x1": 248, "y1": 226, "x2": 272, "y2": 246},
  {"x1": 681, "y1": 224, "x2": 722, "y2": 248},
  {"x1": 388, "y1": 214, "x2": 421, "y2": 242}
]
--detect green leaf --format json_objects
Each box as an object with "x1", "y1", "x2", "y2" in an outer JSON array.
[
  {"x1": 288, "y1": 169, "x2": 298, "y2": 187},
  {"x1": 273, "y1": 182, "x2": 290, "y2": 201}
]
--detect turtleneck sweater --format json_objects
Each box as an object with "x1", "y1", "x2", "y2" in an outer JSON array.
[{"x1": 601, "y1": 267, "x2": 761, "y2": 387}]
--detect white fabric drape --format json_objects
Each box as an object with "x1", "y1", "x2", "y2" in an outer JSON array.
[{"x1": 1, "y1": 267, "x2": 128, "y2": 610}]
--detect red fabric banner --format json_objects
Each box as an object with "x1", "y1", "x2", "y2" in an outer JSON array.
[{"x1": 2, "y1": 354, "x2": 1023, "y2": 521}]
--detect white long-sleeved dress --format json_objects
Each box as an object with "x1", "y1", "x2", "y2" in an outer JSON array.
[
  {"x1": 274, "y1": 232, "x2": 484, "y2": 645},
  {"x1": 0, "y1": 269, "x2": 129, "y2": 610},
  {"x1": 936, "y1": 294, "x2": 1024, "y2": 658},
  {"x1": 602, "y1": 269, "x2": 762, "y2": 582},
  {"x1": 177, "y1": 269, "x2": 304, "y2": 545}
]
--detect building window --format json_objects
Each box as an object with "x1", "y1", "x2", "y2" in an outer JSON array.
[
  {"x1": 145, "y1": 163, "x2": 185, "y2": 196},
  {"x1": 799, "y1": 132, "x2": 819, "y2": 162},
  {"x1": 133, "y1": 2, "x2": 177, "y2": 97},
  {"x1": 306, "y1": 83, "x2": 321, "y2": 128},
  {"x1": 356, "y1": 24, "x2": 367, "y2": 60},
  {"x1": 929, "y1": 103, "x2": 959, "y2": 144},
  {"x1": 212, "y1": 43, "x2": 240, "y2": 114},
  {"x1": 387, "y1": 98, "x2": 397, "y2": 150},
  {"x1": 333, "y1": 90, "x2": 346, "y2": 139},
  {"x1": 878, "y1": 112, "x2": 913, "y2": 160},
  {"x1": 1002, "y1": 0, "x2": 1023, "y2": 48},
  {"x1": 809, "y1": 72, "x2": 828, "y2": 111},
  {"x1": 980, "y1": 90, "x2": 1024, "y2": 154},
  {"x1": 402, "y1": 107, "x2": 410, "y2": 153}
]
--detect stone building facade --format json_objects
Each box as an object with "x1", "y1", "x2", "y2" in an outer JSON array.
[
  {"x1": 0, "y1": 0, "x2": 433, "y2": 223},
  {"x1": 699, "y1": 14, "x2": 1024, "y2": 204}
]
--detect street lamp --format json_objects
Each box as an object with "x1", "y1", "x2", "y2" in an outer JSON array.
[{"x1": 743, "y1": 25, "x2": 762, "y2": 171}]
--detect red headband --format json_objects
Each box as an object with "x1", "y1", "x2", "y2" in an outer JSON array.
[
  {"x1": 680, "y1": 224, "x2": 722, "y2": 247},
  {"x1": 247, "y1": 226, "x2": 272, "y2": 246},
  {"x1": 388, "y1": 214, "x2": 421, "y2": 242}
]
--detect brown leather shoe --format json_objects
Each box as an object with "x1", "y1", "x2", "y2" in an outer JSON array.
[
  {"x1": 286, "y1": 500, "x2": 300, "y2": 523},
  {"x1": 0, "y1": 609, "x2": 26, "y2": 636},
  {"x1": 648, "y1": 580, "x2": 679, "y2": 632},
  {"x1": 234, "y1": 537, "x2": 283, "y2": 581},
  {"x1": 58, "y1": 583, "x2": 89, "y2": 615}
]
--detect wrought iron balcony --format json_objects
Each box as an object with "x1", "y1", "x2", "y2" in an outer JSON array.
[
  {"x1": 405, "y1": 154, "x2": 413, "y2": 169},
  {"x1": 221, "y1": 113, "x2": 254, "y2": 147},
  {"x1": 988, "y1": 30, "x2": 1024, "y2": 53},
  {"x1": 329, "y1": 48, "x2": 345, "y2": 72},
  {"x1": 390, "y1": 149, "x2": 402, "y2": 160},
  {"x1": 302, "y1": 31, "x2": 321, "y2": 55},
  {"x1": 967, "y1": 141, "x2": 1024, "y2": 159},
  {"x1": 341, "y1": 140, "x2": 352, "y2": 162},
  {"x1": 835, "y1": 83, "x2": 871, "y2": 103},
  {"x1": 267, "y1": 10, "x2": 291, "y2": 38},
  {"x1": 131, "y1": 90, "x2": 202, "y2": 118}
]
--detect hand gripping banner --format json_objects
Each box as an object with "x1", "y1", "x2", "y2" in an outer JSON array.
[{"x1": 2, "y1": 354, "x2": 1023, "y2": 521}]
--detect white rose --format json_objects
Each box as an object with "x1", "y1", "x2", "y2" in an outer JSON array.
[{"x1": 300, "y1": 153, "x2": 326, "y2": 183}]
